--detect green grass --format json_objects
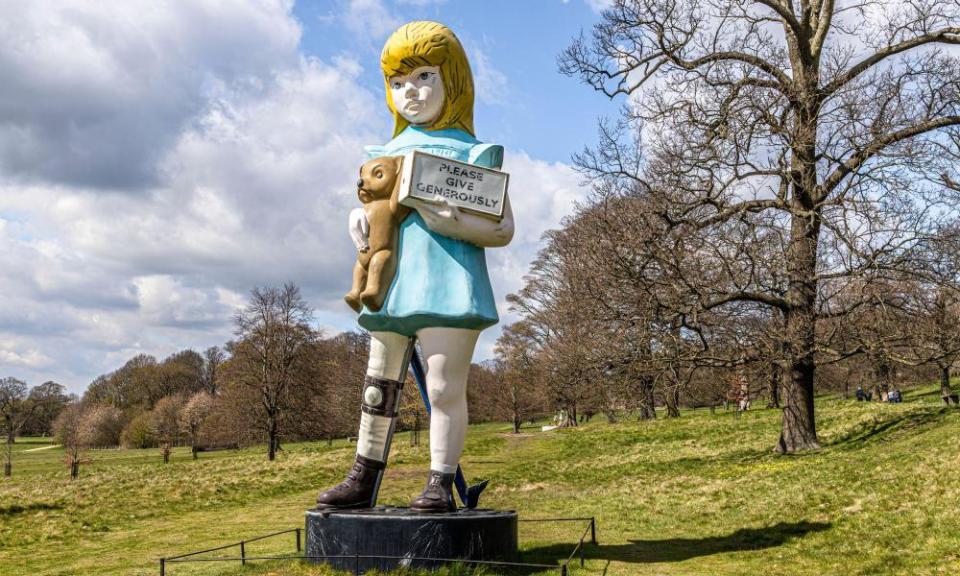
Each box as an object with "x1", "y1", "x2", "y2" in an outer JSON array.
[{"x1": 1, "y1": 385, "x2": 959, "y2": 576}]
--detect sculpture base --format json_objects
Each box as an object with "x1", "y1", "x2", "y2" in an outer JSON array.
[{"x1": 305, "y1": 506, "x2": 518, "y2": 573}]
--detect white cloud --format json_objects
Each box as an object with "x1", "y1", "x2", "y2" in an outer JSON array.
[
  {"x1": 0, "y1": 341, "x2": 52, "y2": 369},
  {"x1": 397, "y1": 0, "x2": 447, "y2": 5},
  {"x1": 0, "y1": 0, "x2": 301, "y2": 189},
  {"x1": 468, "y1": 45, "x2": 510, "y2": 106},
  {"x1": 342, "y1": 0, "x2": 402, "y2": 39},
  {"x1": 585, "y1": 0, "x2": 612, "y2": 13}
]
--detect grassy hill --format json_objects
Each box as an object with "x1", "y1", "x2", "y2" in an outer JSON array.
[{"x1": 1, "y1": 385, "x2": 958, "y2": 576}]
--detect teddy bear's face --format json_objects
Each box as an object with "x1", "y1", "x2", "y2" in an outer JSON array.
[{"x1": 357, "y1": 156, "x2": 402, "y2": 204}]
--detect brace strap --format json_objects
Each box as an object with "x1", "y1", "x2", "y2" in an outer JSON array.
[{"x1": 361, "y1": 375, "x2": 404, "y2": 417}]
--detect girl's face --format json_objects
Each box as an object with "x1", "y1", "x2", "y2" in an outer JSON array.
[{"x1": 389, "y1": 66, "x2": 444, "y2": 126}]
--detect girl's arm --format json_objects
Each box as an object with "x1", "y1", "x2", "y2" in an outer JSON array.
[{"x1": 417, "y1": 192, "x2": 514, "y2": 248}]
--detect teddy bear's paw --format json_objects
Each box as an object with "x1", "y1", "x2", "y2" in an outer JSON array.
[
  {"x1": 344, "y1": 292, "x2": 363, "y2": 313},
  {"x1": 360, "y1": 290, "x2": 385, "y2": 312}
]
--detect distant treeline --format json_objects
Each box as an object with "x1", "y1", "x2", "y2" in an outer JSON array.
[{"x1": 0, "y1": 284, "x2": 555, "y2": 474}]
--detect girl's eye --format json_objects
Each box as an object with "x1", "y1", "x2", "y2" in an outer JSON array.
[
  {"x1": 392, "y1": 82, "x2": 402, "y2": 89},
  {"x1": 419, "y1": 72, "x2": 431, "y2": 81}
]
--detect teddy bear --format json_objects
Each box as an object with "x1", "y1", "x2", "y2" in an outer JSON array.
[{"x1": 344, "y1": 155, "x2": 410, "y2": 313}]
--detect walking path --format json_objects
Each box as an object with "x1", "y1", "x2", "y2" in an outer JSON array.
[{"x1": 22, "y1": 444, "x2": 60, "y2": 452}]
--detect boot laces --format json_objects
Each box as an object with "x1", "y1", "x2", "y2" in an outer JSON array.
[
  {"x1": 348, "y1": 460, "x2": 364, "y2": 480},
  {"x1": 338, "y1": 460, "x2": 364, "y2": 487}
]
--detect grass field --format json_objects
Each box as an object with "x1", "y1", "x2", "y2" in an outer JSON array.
[{"x1": 1, "y1": 385, "x2": 959, "y2": 576}]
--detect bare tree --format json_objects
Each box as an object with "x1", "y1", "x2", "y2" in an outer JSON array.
[
  {"x1": 202, "y1": 346, "x2": 225, "y2": 395},
  {"x1": 919, "y1": 287, "x2": 960, "y2": 402},
  {"x1": 493, "y1": 328, "x2": 550, "y2": 433},
  {"x1": 151, "y1": 395, "x2": 185, "y2": 463},
  {"x1": 23, "y1": 381, "x2": 72, "y2": 437},
  {"x1": 79, "y1": 404, "x2": 125, "y2": 448},
  {"x1": 508, "y1": 230, "x2": 608, "y2": 427},
  {"x1": 53, "y1": 403, "x2": 86, "y2": 479},
  {"x1": 229, "y1": 283, "x2": 316, "y2": 461},
  {"x1": 0, "y1": 377, "x2": 33, "y2": 476},
  {"x1": 561, "y1": 0, "x2": 960, "y2": 452},
  {"x1": 0, "y1": 378, "x2": 30, "y2": 445},
  {"x1": 179, "y1": 392, "x2": 214, "y2": 459}
]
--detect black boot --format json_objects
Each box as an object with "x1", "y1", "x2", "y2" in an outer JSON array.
[
  {"x1": 316, "y1": 455, "x2": 383, "y2": 509},
  {"x1": 409, "y1": 470, "x2": 456, "y2": 513}
]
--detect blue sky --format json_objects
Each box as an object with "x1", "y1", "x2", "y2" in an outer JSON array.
[{"x1": 0, "y1": 0, "x2": 618, "y2": 394}]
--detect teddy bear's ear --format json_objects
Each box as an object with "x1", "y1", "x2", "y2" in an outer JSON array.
[{"x1": 390, "y1": 157, "x2": 405, "y2": 198}]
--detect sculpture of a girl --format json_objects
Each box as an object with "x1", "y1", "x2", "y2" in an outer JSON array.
[{"x1": 316, "y1": 21, "x2": 514, "y2": 512}]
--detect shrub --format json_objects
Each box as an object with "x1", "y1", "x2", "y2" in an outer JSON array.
[
  {"x1": 79, "y1": 404, "x2": 125, "y2": 448},
  {"x1": 121, "y1": 412, "x2": 158, "y2": 449}
]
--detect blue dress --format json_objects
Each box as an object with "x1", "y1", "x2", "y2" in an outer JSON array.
[{"x1": 357, "y1": 126, "x2": 502, "y2": 336}]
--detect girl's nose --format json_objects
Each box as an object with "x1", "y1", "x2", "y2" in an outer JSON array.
[{"x1": 404, "y1": 82, "x2": 417, "y2": 97}]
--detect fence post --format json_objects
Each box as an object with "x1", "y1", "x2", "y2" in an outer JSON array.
[
  {"x1": 159, "y1": 558, "x2": 165, "y2": 576},
  {"x1": 590, "y1": 517, "x2": 597, "y2": 545},
  {"x1": 354, "y1": 551, "x2": 360, "y2": 576},
  {"x1": 296, "y1": 528, "x2": 302, "y2": 553},
  {"x1": 240, "y1": 541, "x2": 246, "y2": 565},
  {"x1": 579, "y1": 538, "x2": 585, "y2": 567},
  {"x1": 561, "y1": 565, "x2": 567, "y2": 576}
]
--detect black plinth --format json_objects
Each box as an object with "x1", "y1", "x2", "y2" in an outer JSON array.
[{"x1": 305, "y1": 506, "x2": 518, "y2": 573}]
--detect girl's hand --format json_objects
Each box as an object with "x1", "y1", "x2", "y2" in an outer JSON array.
[
  {"x1": 417, "y1": 193, "x2": 514, "y2": 248},
  {"x1": 417, "y1": 195, "x2": 461, "y2": 238},
  {"x1": 348, "y1": 208, "x2": 370, "y2": 253}
]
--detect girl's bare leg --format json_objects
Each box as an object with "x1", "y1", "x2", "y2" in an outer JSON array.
[{"x1": 409, "y1": 327, "x2": 479, "y2": 512}]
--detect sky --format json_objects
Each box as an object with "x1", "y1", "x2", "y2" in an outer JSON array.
[{"x1": 0, "y1": 0, "x2": 620, "y2": 395}]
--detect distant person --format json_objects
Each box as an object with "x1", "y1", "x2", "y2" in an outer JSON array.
[{"x1": 856, "y1": 387, "x2": 866, "y2": 402}]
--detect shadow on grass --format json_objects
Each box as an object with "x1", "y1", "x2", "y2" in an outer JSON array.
[
  {"x1": 827, "y1": 408, "x2": 952, "y2": 449},
  {"x1": 0, "y1": 501, "x2": 63, "y2": 517},
  {"x1": 523, "y1": 521, "x2": 830, "y2": 565}
]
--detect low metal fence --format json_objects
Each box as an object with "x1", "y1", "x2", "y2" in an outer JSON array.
[
  {"x1": 160, "y1": 528, "x2": 301, "y2": 574},
  {"x1": 159, "y1": 516, "x2": 597, "y2": 576}
]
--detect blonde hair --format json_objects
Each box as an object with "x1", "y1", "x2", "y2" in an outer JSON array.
[{"x1": 380, "y1": 21, "x2": 475, "y2": 138}]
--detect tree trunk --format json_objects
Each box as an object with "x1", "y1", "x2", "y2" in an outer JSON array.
[
  {"x1": 637, "y1": 375, "x2": 656, "y2": 420},
  {"x1": 940, "y1": 365, "x2": 953, "y2": 397},
  {"x1": 873, "y1": 359, "x2": 892, "y2": 401},
  {"x1": 512, "y1": 415, "x2": 521, "y2": 434},
  {"x1": 267, "y1": 416, "x2": 278, "y2": 461},
  {"x1": 768, "y1": 361, "x2": 782, "y2": 408},
  {"x1": 192, "y1": 445, "x2": 198, "y2": 460},
  {"x1": 70, "y1": 459, "x2": 79, "y2": 480},
  {"x1": 565, "y1": 405, "x2": 578, "y2": 427},
  {"x1": 665, "y1": 387, "x2": 681, "y2": 418},
  {"x1": 778, "y1": 135, "x2": 822, "y2": 452}
]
